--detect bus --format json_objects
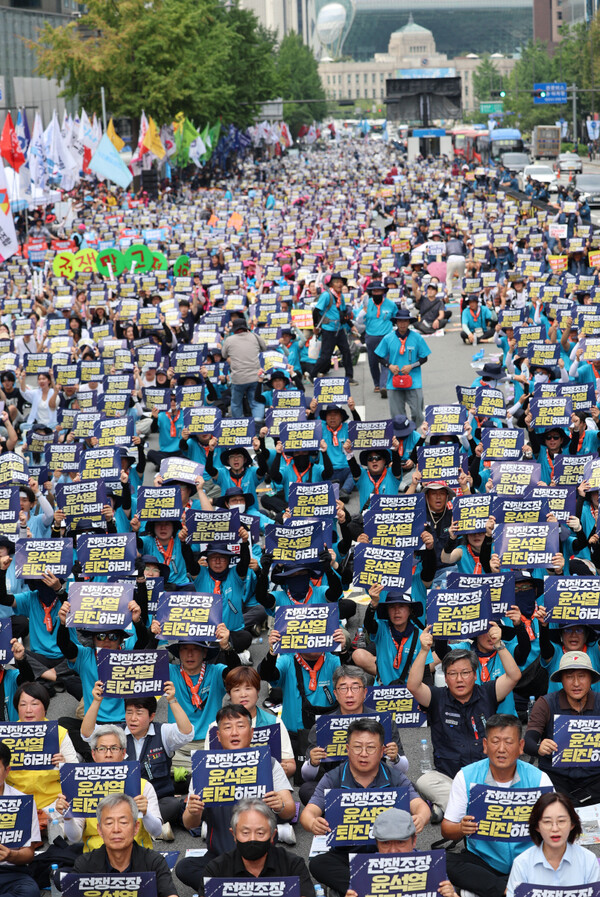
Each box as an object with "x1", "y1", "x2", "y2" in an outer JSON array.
[
  {"x1": 489, "y1": 128, "x2": 524, "y2": 161},
  {"x1": 451, "y1": 127, "x2": 471, "y2": 160}
]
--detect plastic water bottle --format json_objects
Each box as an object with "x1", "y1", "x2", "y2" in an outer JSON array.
[
  {"x1": 252, "y1": 636, "x2": 263, "y2": 645},
  {"x1": 527, "y1": 695, "x2": 536, "y2": 718},
  {"x1": 420, "y1": 738, "x2": 432, "y2": 774},
  {"x1": 315, "y1": 887, "x2": 325, "y2": 897},
  {"x1": 46, "y1": 808, "x2": 62, "y2": 844},
  {"x1": 50, "y1": 864, "x2": 60, "y2": 897}
]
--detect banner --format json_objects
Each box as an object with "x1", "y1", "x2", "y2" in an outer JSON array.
[
  {"x1": 473, "y1": 387, "x2": 507, "y2": 420},
  {"x1": 137, "y1": 487, "x2": 183, "y2": 521},
  {"x1": 452, "y1": 494, "x2": 492, "y2": 533},
  {"x1": 273, "y1": 604, "x2": 339, "y2": 654},
  {"x1": 324, "y1": 788, "x2": 409, "y2": 847},
  {"x1": 205, "y1": 879, "x2": 299, "y2": 897},
  {"x1": 0, "y1": 795, "x2": 33, "y2": 847},
  {"x1": 94, "y1": 417, "x2": 135, "y2": 447},
  {"x1": 348, "y1": 420, "x2": 393, "y2": 449},
  {"x1": 426, "y1": 587, "x2": 492, "y2": 638},
  {"x1": 468, "y1": 784, "x2": 553, "y2": 840},
  {"x1": 363, "y1": 495, "x2": 427, "y2": 549},
  {"x1": 313, "y1": 377, "x2": 351, "y2": 405},
  {"x1": 14, "y1": 538, "x2": 73, "y2": 579},
  {"x1": 494, "y1": 522, "x2": 560, "y2": 568},
  {"x1": 45, "y1": 444, "x2": 83, "y2": 473},
  {"x1": 553, "y1": 716, "x2": 600, "y2": 766},
  {"x1": 79, "y1": 448, "x2": 121, "y2": 484},
  {"x1": 316, "y1": 712, "x2": 393, "y2": 760},
  {"x1": 155, "y1": 592, "x2": 221, "y2": 642},
  {"x1": 366, "y1": 685, "x2": 427, "y2": 727},
  {"x1": 184, "y1": 509, "x2": 240, "y2": 548},
  {"x1": 349, "y1": 851, "x2": 447, "y2": 897},
  {"x1": 280, "y1": 421, "x2": 322, "y2": 452},
  {"x1": 96, "y1": 649, "x2": 169, "y2": 697},
  {"x1": 160, "y1": 457, "x2": 204, "y2": 485},
  {"x1": 424, "y1": 404, "x2": 467, "y2": 435},
  {"x1": 446, "y1": 572, "x2": 515, "y2": 618},
  {"x1": 76, "y1": 533, "x2": 137, "y2": 578},
  {"x1": 60, "y1": 761, "x2": 141, "y2": 817},
  {"x1": 529, "y1": 396, "x2": 572, "y2": 429},
  {"x1": 288, "y1": 482, "x2": 338, "y2": 519},
  {"x1": 183, "y1": 406, "x2": 222, "y2": 434},
  {"x1": 353, "y1": 544, "x2": 413, "y2": 591},
  {"x1": 554, "y1": 454, "x2": 593, "y2": 486},
  {"x1": 0, "y1": 452, "x2": 29, "y2": 485},
  {"x1": 65, "y1": 581, "x2": 134, "y2": 630},
  {"x1": 56, "y1": 480, "x2": 107, "y2": 529},
  {"x1": 490, "y1": 462, "x2": 541, "y2": 496},
  {"x1": 191, "y1": 746, "x2": 273, "y2": 803},
  {"x1": 264, "y1": 522, "x2": 323, "y2": 565},
  {"x1": 544, "y1": 577, "x2": 600, "y2": 624},
  {"x1": 63, "y1": 874, "x2": 156, "y2": 897},
  {"x1": 417, "y1": 444, "x2": 467, "y2": 487},
  {"x1": 214, "y1": 418, "x2": 255, "y2": 448},
  {"x1": 0, "y1": 721, "x2": 59, "y2": 769}
]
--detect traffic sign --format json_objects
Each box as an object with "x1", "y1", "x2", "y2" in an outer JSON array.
[
  {"x1": 533, "y1": 82, "x2": 567, "y2": 104},
  {"x1": 480, "y1": 102, "x2": 503, "y2": 113}
]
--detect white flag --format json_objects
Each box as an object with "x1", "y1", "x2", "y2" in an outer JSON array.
[
  {"x1": 44, "y1": 112, "x2": 79, "y2": 190},
  {"x1": 0, "y1": 166, "x2": 19, "y2": 263},
  {"x1": 27, "y1": 112, "x2": 47, "y2": 191},
  {"x1": 160, "y1": 126, "x2": 177, "y2": 158},
  {"x1": 188, "y1": 136, "x2": 207, "y2": 166}
]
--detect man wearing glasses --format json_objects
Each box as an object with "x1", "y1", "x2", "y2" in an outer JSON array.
[
  {"x1": 300, "y1": 718, "x2": 429, "y2": 897},
  {"x1": 298, "y1": 665, "x2": 407, "y2": 806},
  {"x1": 407, "y1": 627, "x2": 521, "y2": 815}
]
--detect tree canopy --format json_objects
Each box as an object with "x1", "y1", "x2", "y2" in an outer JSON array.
[{"x1": 275, "y1": 32, "x2": 327, "y2": 136}]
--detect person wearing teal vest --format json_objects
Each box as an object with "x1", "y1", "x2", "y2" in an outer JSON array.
[{"x1": 441, "y1": 713, "x2": 553, "y2": 897}]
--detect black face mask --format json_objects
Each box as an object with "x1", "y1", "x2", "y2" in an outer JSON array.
[
  {"x1": 287, "y1": 572, "x2": 311, "y2": 602},
  {"x1": 515, "y1": 586, "x2": 536, "y2": 618},
  {"x1": 236, "y1": 839, "x2": 271, "y2": 861},
  {"x1": 372, "y1": 294, "x2": 384, "y2": 305}
]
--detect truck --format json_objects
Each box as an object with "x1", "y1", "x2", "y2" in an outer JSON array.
[{"x1": 532, "y1": 125, "x2": 561, "y2": 159}]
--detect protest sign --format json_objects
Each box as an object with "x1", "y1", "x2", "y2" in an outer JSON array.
[
  {"x1": 78, "y1": 447, "x2": 121, "y2": 484},
  {"x1": 155, "y1": 592, "x2": 221, "y2": 642},
  {"x1": 215, "y1": 418, "x2": 255, "y2": 448},
  {"x1": 280, "y1": 421, "x2": 322, "y2": 453},
  {"x1": 490, "y1": 462, "x2": 542, "y2": 496},
  {"x1": 184, "y1": 509, "x2": 240, "y2": 548},
  {"x1": 65, "y1": 581, "x2": 134, "y2": 630},
  {"x1": 456, "y1": 386, "x2": 477, "y2": 411},
  {"x1": 191, "y1": 746, "x2": 273, "y2": 803},
  {"x1": 94, "y1": 417, "x2": 135, "y2": 447},
  {"x1": 313, "y1": 377, "x2": 351, "y2": 405},
  {"x1": 0, "y1": 486, "x2": 20, "y2": 535},
  {"x1": 554, "y1": 454, "x2": 593, "y2": 486},
  {"x1": 426, "y1": 587, "x2": 492, "y2": 638},
  {"x1": 424, "y1": 405, "x2": 467, "y2": 435},
  {"x1": 537, "y1": 382, "x2": 595, "y2": 411},
  {"x1": 96, "y1": 649, "x2": 169, "y2": 698},
  {"x1": 0, "y1": 722, "x2": 59, "y2": 769},
  {"x1": 0, "y1": 453, "x2": 29, "y2": 485},
  {"x1": 553, "y1": 716, "x2": 600, "y2": 766},
  {"x1": 14, "y1": 538, "x2": 73, "y2": 579},
  {"x1": 45, "y1": 443, "x2": 83, "y2": 473},
  {"x1": 349, "y1": 850, "x2": 446, "y2": 897},
  {"x1": 584, "y1": 458, "x2": 600, "y2": 491},
  {"x1": 183, "y1": 406, "x2": 222, "y2": 434},
  {"x1": 445, "y1": 572, "x2": 515, "y2": 618},
  {"x1": 468, "y1": 784, "x2": 553, "y2": 840},
  {"x1": 207, "y1": 723, "x2": 282, "y2": 762},
  {"x1": 288, "y1": 483, "x2": 338, "y2": 518},
  {"x1": 494, "y1": 522, "x2": 560, "y2": 568},
  {"x1": 353, "y1": 544, "x2": 413, "y2": 591},
  {"x1": 452, "y1": 494, "x2": 492, "y2": 533},
  {"x1": 473, "y1": 387, "x2": 507, "y2": 420},
  {"x1": 347, "y1": 420, "x2": 393, "y2": 449},
  {"x1": 0, "y1": 620, "x2": 12, "y2": 665},
  {"x1": 70, "y1": 412, "x2": 102, "y2": 440},
  {"x1": 272, "y1": 389, "x2": 306, "y2": 409},
  {"x1": 529, "y1": 486, "x2": 575, "y2": 522},
  {"x1": 56, "y1": 480, "x2": 107, "y2": 530},
  {"x1": 175, "y1": 384, "x2": 204, "y2": 409},
  {"x1": 160, "y1": 457, "x2": 204, "y2": 485},
  {"x1": 316, "y1": 713, "x2": 393, "y2": 761},
  {"x1": 136, "y1": 487, "x2": 183, "y2": 521},
  {"x1": 544, "y1": 577, "x2": 600, "y2": 624},
  {"x1": 98, "y1": 393, "x2": 131, "y2": 418},
  {"x1": 529, "y1": 396, "x2": 572, "y2": 429},
  {"x1": 60, "y1": 761, "x2": 141, "y2": 817},
  {"x1": 63, "y1": 873, "x2": 157, "y2": 897},
  {"x1": 417, "y1": 444, "x2": 467, "y2": 487},
  {"x1": 0, "y1": 795, "x2": 34, "y2": 847},
  {"x1": 324, "y1": 789, "x2": 410, "y2": 847},
  {"x1": 76, "y1": 533, "x2": 137, "y2": 578},
  {"x1": 363, "y1": 495, "x2": 427, "y2": 549},
  {"x1": 273, "y1": 604, "x2": 340, "y2": 654},
  {"x1": 265, "y1": 522, "x2": 324, "y2": 565},
  {"x1": 264, "y1": 407, "x2": 306, "y2": 437},
  {"x1": 142, "y1": 388, "x2": 171, "y2": 412},
  {"x1": 205, "y1": 879, "x2": 298, "y2": 897},
  {"x1": 366, "y1": 686, "x2": 427, "y2": 727},
  {"x1": 491, "y1": 493, "x2": 549, "y2": 525}
]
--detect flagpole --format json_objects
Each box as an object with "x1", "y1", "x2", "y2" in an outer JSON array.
[{"x1": 100, "y1": 88, "x2": 107, "y2": 132}]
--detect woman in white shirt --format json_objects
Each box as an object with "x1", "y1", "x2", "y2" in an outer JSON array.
[
  {"x1": 506, "y1": 792, "x2": 600, "y2": 897},
  {"x1": 18, "y1": 369, "x2": 59, "y2": 431}
]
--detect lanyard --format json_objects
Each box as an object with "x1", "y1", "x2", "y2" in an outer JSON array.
[
  {"x1": 479, "y1": 653, "x2": 496, "y2": 682},
  {"x1": 391, "y1": 633, "x2": 410, "y2": 670}
]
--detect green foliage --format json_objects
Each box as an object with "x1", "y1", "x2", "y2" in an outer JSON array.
[
  {"x1": 472, "y1": 55, "x2": 504, "y2": 103},
  {"x1": 275, "y1": 32, "x2": 327, "y2": 137}
]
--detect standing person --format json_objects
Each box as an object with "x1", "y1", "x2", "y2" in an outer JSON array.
[
  {"x1": 311, "y1": 273, "x2": 358, "y2": 384},
  {"x1": 363, "y1": 280, "x2": 397, "y2": 395},
  {"x1": 375, "y1": 308, "x2": 430, "y2": 426},
  {"x1": 445, "y1": 231, "x2": 467, "y2": 297},
  {"x1": 221, "y1": 319, "x2": 266, "y2": 420}
]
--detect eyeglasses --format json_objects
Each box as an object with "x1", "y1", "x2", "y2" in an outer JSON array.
[
  {"x1": 564, "y1": 627, "x2": 585, "y2": 635},
  {"x1": 95, "y1": 632, "x2": 123, "y2": 642},
  {"x1": 445, "y1": 669, "x2": 475, "y2": 679},
  {"x1": 367, "y1": 455, "x2": 383, "y2": 462},
  {"x1": 348, "y1": 743, "x2": 380, "y2": 755},
  {"x1": 335, "y1": 684, "x2": 364, "y2": 694},
  {"x1": 94, "y1": 745, "x2": 123, "y2": 754}
]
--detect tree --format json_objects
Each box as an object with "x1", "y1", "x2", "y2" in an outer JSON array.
[
  {"x1": 472, "y1": 55, "x2": 503, "y2": 103},
  {"x1": 275, "y1": 32, "x2": 327, "y2": 137},
  {"x1": 32, "y1": 0, "x2": 277, "y2": 127}
]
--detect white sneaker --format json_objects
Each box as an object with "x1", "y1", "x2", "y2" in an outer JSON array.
[
  {"x1": 157, "y1": 822, "x2": 175, "y2": 841},
  {"x1": 277, "y1": 822, "x2": 296, "y2": 845},
  {"x1": 434, "y1": 330, "x2": 445, "y2": 337}
]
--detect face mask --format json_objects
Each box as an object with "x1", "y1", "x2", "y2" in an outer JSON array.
[
  {"x1": 287, "y1": 572, "x2": 311, "y2": 602},
  {"x1": 533, "y1": 372, "x2": 549, "y2": 384},
  {"x1": 236, "y1": 839, "x2": 270, "y2": 861},
  {"x1": 515, "y1": 587, "x2": 536, "y2": 619},
  {"x1": 231, "y1": 502, "x2": 246, "y2": 513},
  {"x1": 372, "y1": 294, "x2": 384, "y2": 305}
]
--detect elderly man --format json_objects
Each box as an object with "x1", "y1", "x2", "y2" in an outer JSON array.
[
  {"x1": 199, "y1": 799, "x2": 314, "y2": 896},
  {"x1": 300, "y1": 718, "x2": 430, "y2": 896},
  {"x1": 72, "y1": 795, "x2": 177, "y2": 897}
]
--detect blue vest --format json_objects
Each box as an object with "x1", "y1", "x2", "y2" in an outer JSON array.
[{"x1": 125, "y1": 722, "x2": 173, "y2": 798}]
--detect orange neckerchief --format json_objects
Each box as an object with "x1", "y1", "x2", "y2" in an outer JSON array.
[
  {"x1": 295, "y1": 653, "x2": 324, "y2": 691},
  {"x1": 368, "y1": 469, "x2": 388, "y2": 494},
  {"x1": 479, "y1": 653, "x2": 496, "y2": 682},
  {"x1": 398, "y1": 335, "x2": 408, "y2": 356},
  {"x1": 467, "y1": 545, "x2": 482, "y2": 575},
  {"x1": 328, "y1": 424, "x2": 343, "y2": 447},
  {"x1": 391, "y1": 632, "x2": 411, "y2": 669},
  {"x1": 180, "y1": 663, "x2": 206, "y2": 709},
  {"x1": 211, "y1": 578, "x2": 222, "y2": 595},
  {"x1": 166, "y1": 409, "x2": 180, "y2": 438},
  {"x1": 42, "y1": 598, "x2": 58, "y2": 633},
  {"x1": 155, "y1": 537, "x2": 175, "y2": 568},
  {"x1": 521, "y1": 612, "x2": 536, "y2": 641},
  {"x1": 292, "y1": 462, "x2": 310, "y2": 482}
]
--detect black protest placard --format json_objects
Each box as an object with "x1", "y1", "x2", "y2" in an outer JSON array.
[
  {"x1": 160, "y1": 457, "x2": 204, "y2": 485},
  {"x1": 45, "y1": 443, "x2": 83, "y2": 473},
  {"x1": 96, "y1": 649, "x2": 169, "y2": 698},
  {"x1": 424, "y1": 404, "x2": 467, "y2": 435},
  {"x1": 363, "y1": 494, "x2": 427, "y2": 549},
  {"x1": 14, "y1": 538, "x2": 73, "y2": 579},
  {"x1": 490, "y1": 462, "x2": 542, "y2": 496},
  {"x1": 288, "y1": 482, "x2": 338, "y2": 518},
  {"x1": 76, "y1": 533, "x2": 137, "y2": 578},
  {"x1": 273, "y1": 604, "x2": 340, "y2": 654},
  {"x1": 183, "y1": 406, "x2": 222, "y2": 434},
  {"x1": 348, "y1": 420, "x2": 394, "y2": 450},
  {"x1": 60, "y1": 761, "x2": 141, "y2": 817},
  {"x1": 56, "y1": 480, "x2": 107, "y2": 529},
  {"x1": 494, "y1": 522, "x2": 560, "y2": 568},
  {"x1": 137, "y1": 487, "x2": 183, "y2": 521},
  {"x1": 481, "y1": 429, "x2": 524, "y2": 462},
  {"x1": 0, "y1": 721, "x2": 59, "y2": 769},
  {"x1": 66, "y1": 581, "x2": 134, "y2": 630},
  {"x1": 417, "y1": 444, "x2": 467, "y2": 487},
  {"x1": 156, "y1": 591, "x2": 221, "y2": 642},
  {"x1": 191, "y1": 746, "x2": 273, "y2": 803},
  {"x1": 79, "y1": 448, "x2": 121, "y2": 484},
  {"x1": 366, "y1": 685, "x2": 427, "y2": 727},
  {"x1": 184, "y1": 509, "x2": 240, "y2": 548},
  {"x1": 353, "y1": 544, "x2": 413, "y2": 591},
  {"x1": 94, "y1": 416, "x2": 135, "y2": 447},
  {"x1": 426, "y1": 587, "x2": 493, "y2": 638},
  {"x1": 265, "y1": 521, "x2": 323, "y2": 565},
  {"x1": 452, "y1": 494, "x2": 492, "y2": 534},
  {"x1": 446, "y1": 572, "x2": 515, "y2": 618}
]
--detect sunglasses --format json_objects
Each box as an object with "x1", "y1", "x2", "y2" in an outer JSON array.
[
  {"x1": 95, "y1": 632, "x2": 123, "y2": 642},
  {"x1": 367, "y1": 455, "x2": 384, "y2": 462}
]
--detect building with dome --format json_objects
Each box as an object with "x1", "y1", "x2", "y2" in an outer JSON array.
[{"x1": 318, "y1": 15, "x2": 516, "y2": 113}]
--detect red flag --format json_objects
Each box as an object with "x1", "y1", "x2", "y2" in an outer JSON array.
[
  {"x1": 0, "y1": 113, "x2": 26, "y2": 172},
  {"x1": 297, "y1": 124, "x2": 309, "y2": 138}
]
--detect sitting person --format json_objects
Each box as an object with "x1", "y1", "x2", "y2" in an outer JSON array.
[{"x1": 0, "y1": 742, "x2": 41, "y2": 897}]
